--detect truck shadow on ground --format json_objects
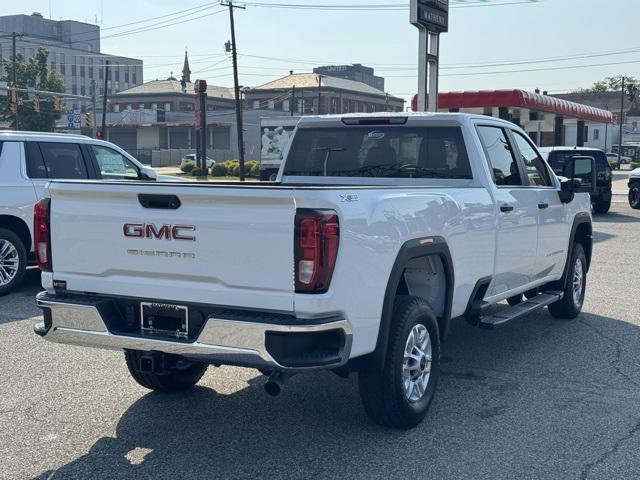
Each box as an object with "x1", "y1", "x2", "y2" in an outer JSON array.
[
  {"x1": 0, "y1": 269, "x2": 41, "y2": 325},
  {"x1": 32, "y1": 310, "x2": 640, "y2": 480}
]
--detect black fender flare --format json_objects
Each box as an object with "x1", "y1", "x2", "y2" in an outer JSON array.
[
  {"x1": 564, "y1": 213, "x2": 592, "y2": 274},
  {"x1": 552, "y1": 213, "x2": 592, "y2": 292},
  {"x1": 367, "y1": 236, "x2": 454, "y2": 373}
]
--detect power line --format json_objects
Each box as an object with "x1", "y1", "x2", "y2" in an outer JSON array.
[{"x1": 240, "y1": 0, "x2": 542, "y2": 10}]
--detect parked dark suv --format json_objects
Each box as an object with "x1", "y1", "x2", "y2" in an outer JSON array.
[{"x1": 539, "y1": 147, "x2": 612, "y2": 213}]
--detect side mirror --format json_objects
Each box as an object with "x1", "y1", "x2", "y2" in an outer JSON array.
[
  {"x1": 140, "y1": 166, "x2": 158, "y2": 181},
  {"x1": 559, "y1": 156, "x2": 596, "y2": 203}
]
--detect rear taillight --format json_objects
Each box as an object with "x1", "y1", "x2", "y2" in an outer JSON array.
[
  {"x1": 34, "y1": 198, "x2": 51, "y2": 271},
  {"x1": 295, "y1": 209, "x2": 339, "y2": 293}
]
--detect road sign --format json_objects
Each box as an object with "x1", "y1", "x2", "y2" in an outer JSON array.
[{"x1": 410, "y1": 0, "x2": 449, "y2": 32}]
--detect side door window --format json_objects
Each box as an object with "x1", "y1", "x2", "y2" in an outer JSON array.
[
  {"x1": 510, "y1": 131, "x2": 552, "y2": 187},
  {"x1": 91, "y1": 146, "x2": 140, "y2": 180},
  {"x1": 476, "y1": 126, "x2": 523, "y2": 186},
  {"x1": 38, "y1": 143, "x2": 90, "y2": 179}
]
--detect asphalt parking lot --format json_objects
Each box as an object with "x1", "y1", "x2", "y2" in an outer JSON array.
[{"x1": 1, "y1": 199, "x2": 639, "y2": 480}]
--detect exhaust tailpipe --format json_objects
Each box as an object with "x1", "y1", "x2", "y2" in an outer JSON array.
[{"x1": 264, "y1": 372, "x2": 290, "y2": 397}]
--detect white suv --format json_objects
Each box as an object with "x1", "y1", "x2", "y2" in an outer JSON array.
[{"x1": 0, "y1": 131, "x2": 158, "y2": 295}]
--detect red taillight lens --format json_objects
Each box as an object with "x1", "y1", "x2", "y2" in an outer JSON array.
[
  {"x1": 34, "y1": 198, "x2": 51, "y2": 271},
  {"x1": 295, "y1": 209, "x2": 339, "y2": 293}
]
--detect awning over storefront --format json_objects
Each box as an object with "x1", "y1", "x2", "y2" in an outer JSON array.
[{"x1": 412, "y1": 89, "x2": 614, "y2": 123}]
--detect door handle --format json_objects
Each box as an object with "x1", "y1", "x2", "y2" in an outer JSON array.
[
  {"x1": 538, "y1": 202, "x2": 549, "y2": 210},
  {"x1": 500, "y1": 204, "x2": 514, "y2": 213}
]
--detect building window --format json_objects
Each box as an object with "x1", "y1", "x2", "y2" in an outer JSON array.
[
  {"x1": 80, "y1": 86, "x2": 86, "y2": 95},
  {"x1": 125, "y1": 71, "x2": 129, "y2": 83},
  {"x1": 113, "y1": 104, "x2": 120, "y2": 113},
  {"x1": 72, "y1": 85, "x2": 77, "y2": 95},
  {"x1": 139, "y1": 103, "x2": 145, "y2": 110},
  {"x1": 80, "y1": 66, "x2": 85, "y2": 77},
  {"x1": 99, "y1": 67, "x2": 103, "y2": 80},
  {"x1": 151, "y1": 103, "x2": 157, "y2": 110},
  {"x1": 165, "y1": 103, "x2": 171, "y2": 112},
  {"x1": 132, "y1": 72, "x2": 137, "y2": 84},
  {"x1": 115, "y1": 70, "x2": 120, "y2": 81},
  {"x1": 60, "y1": 63, "x2": 66, "y2": 75},
  {"x1": 282, "y1": 100, "x2": 290, "y2": 112},
  {"x1": 253, "y1": 100, "x2": 260, "y2": 109},
  {"x1": 268, "y1": 100, "x2": 275, "y2": 110},
  {"x1": 593, "y1": 129, "x2": 600, "y2": 140},
  {"x1": 72, "y1": 63, "x2": 77, "y2": 76}
]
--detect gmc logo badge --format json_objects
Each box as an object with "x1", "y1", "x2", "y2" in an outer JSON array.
[{"x1": 123, "y1": 223, "x2": 196, "y2": 241}]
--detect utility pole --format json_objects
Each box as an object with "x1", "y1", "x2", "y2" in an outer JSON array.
[
  {"x1": 317, "y1": 74, "x2": 322, "y2": 115},
  {"x1": 222, "y1": 0, "x2": 246, "y2": 181},
  {"x1": 101, "y1": 60, "x2": 109, "y2": 140},
  {"x1": 90, "y1": 79, "x2": 97, "y2": 138},
  {"x1": 619, "y1": 76, "x2": 626, "y2": 164},
  {"x1": 291, "y1": 85, "x2": 296, "y2": 116},
  {"x1": 12, "y1": 32, "x2": 18, "y2": 130}
]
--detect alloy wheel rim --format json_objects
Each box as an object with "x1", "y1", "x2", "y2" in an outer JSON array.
[
  {"x1": 572, "y1": 257, "x2": 584, "y2": 307},
  {"x1": 403, "y1": 324, "x2": 432, "y2": 403},
  {"x1": 0, "y1": 240, "x2": 19, "y2": 286}
]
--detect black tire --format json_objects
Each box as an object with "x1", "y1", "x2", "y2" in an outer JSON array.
[
  {"x1": 629, "y1": 184, "x2": 640, "y2": 210},
  {"x1": 358, "y1": 296, "x2": 440, "y2": 429},
  {"x1": 0, "y1": 228, "x2": 27, "y2": 297},
  {"x1": 507, "y1": 295, "x2": 522, "y2": 306},
  {"x1": 124, "y1": 350, "x2": 208, "y2": 392},
  {"x1": 548, "y1": 243, "x2": 587, "y2": 320},
  {"x1": 593, "y1": 198, "x2": 611, "y2": 214}
]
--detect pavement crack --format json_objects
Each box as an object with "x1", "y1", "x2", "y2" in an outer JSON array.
[
  {"x1": 580, "y1": 417, "x2": 640, "y2": 479},
  {"x1": 579, "y1": 319, "x2": 640, "y2": 388}
]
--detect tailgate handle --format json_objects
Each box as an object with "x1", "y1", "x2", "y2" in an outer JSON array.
[{"x1": 138, "y1": 194, "x2": 181, "y2": 210}]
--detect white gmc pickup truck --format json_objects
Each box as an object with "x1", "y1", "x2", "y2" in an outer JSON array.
[{"x1": 34, "y1": 113, "x2": 595, "y2": 429}]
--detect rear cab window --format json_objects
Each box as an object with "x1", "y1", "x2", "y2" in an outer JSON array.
[{"x1": 283, "y1": 126, "x2": 472, "y2": 180}]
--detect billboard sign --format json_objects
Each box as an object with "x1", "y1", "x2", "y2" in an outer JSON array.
[{"x1": 410, "y1": 0, "x2": 449, "y2": 32}]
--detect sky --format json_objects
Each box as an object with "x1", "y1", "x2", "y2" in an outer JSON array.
[{"x1": 4, "y1": 0, "x2": 640, "y2": 102}]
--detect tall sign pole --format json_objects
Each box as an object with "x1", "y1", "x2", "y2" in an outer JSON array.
[
  {"x1": 410, "y1": 0, "x2": 448, "y2": 112},
  {"x1": 195, "y1": 80, "x2": 208, "y2": 178},
  {"x1": 100, "y1": 60, "x2": 109, "y2": 139}
]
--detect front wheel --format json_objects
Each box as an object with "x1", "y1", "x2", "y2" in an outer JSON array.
[
  {"x1": 629, "y1": 184, "x2": 640, "y2": 209},
  {"x1": 548, "y1": 243, "x2": 587, "y2": 320},
  {"x1": 0, "y1": 228, "x2": 27, "y2": 297},
  {"x1": 125, "y1": 350, "x2": 208, "y2": 392},
  {"x1": 358, "y1": 296, "x2": 440, "y2": 429}
]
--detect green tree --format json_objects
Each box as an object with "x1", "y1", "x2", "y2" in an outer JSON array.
[
  {"x1": 0, "y1": 47, "x2": 65, "y2": 131},
  {"x1": 580, "y1": 75, "x2": 638, "y2": 93}
]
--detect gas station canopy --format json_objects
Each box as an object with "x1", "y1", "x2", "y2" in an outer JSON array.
[{"x1": 413, "y1": 89, "x2": 613, "y2": 123}]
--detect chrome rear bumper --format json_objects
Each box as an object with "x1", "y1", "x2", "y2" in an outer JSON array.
[{"x1": 35, "y1": 292, "x2": 352, "y2": 371}]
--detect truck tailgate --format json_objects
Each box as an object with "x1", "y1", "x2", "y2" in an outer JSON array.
[{"x1": 47, "y1": 182, "x2": 296, "y2": 312}]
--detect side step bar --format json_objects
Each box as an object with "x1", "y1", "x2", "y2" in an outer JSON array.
[{"x1": 479, "y1": 291, "x2": 563, "y2": 328}]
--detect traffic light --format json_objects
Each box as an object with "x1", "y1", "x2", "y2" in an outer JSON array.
[
  {"x1": 85, "y1": 112, "x2": 93, "y2": 128},
  {"x1": 53, "y1": 96, "x2": 63, "y2": 111},
  {"x1": 33, "y1": 95, "x2": 40, "y2": 113}
]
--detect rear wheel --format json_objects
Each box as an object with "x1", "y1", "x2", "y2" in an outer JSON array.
[
  {"x1": 124, "y1": 350, "x2": 208, "y2": 392},
  {"x1": 548, "y1": 243, "x2": 586, "y2": 320},
  {"x1": 629, "y1": 184, "x2": 640, "y2": 209},
  {"x1": 358, "y1": 296, "x2": 440, "y2": 429},
  {"x1": 593, "y1": 198, "x2": 611, "y2": 214},
  {"x1": 0, "y1": 228, "x2": 27, "y2": 296}
]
